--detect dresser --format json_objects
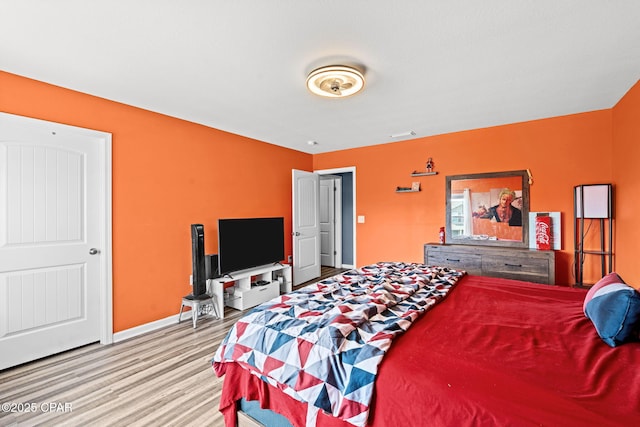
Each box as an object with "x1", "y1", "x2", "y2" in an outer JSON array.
[{"x1": 424, "y1": 243, "x2": 555, "y2": 285}]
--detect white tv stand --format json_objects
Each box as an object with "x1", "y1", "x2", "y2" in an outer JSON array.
[{"x1": 208, "y1": 263, "x2": 292, "y2": 319}]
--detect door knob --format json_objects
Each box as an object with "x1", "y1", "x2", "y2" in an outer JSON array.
[{"x1": 89, "y1": 248, "x2": 99, "y2": 255}]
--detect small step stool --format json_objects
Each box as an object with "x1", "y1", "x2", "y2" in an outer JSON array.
[{"x1": 179, "y1": 294, "x2": 218, "y2": 328}]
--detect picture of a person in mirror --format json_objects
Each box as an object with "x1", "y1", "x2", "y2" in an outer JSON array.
[{"x1": 482, "y1": 188, "x2": 522, "y2": 226}]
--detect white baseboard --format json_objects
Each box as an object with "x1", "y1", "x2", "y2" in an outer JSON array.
[{"x1": 113, "y1": 312, "x2": 192, "y2": 343}]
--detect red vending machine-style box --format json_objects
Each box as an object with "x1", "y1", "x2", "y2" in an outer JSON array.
[{"x1": 535, "y1": 215, "x2": 552, "y2": 250}]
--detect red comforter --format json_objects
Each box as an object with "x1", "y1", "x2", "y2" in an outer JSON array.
[{"x1": 218, "y1": 275, "x2": 640, "y2": 427}]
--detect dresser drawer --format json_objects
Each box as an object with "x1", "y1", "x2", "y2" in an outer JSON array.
[
  {"x1": 482, "y1": 255, "x2": 550, "y2": 284},
  {"x1": 427, "y1": 251, "x2": 482, "y2": 274},
  {"x1": 227, "y1": 281, "x2": 279, "y2": 310}
]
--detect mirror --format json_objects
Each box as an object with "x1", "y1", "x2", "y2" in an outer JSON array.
[{"x1": 445, "y1": 170, "x2": 530, "y2": 248}]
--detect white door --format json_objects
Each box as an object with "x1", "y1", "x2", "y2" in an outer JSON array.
[
  {"x1": 320, "y1": 179, "x2": 335, "y2": 267},
  {"x1": 0, "y1": 113, "x2": 110, "y2": 370},
  {"x1": 292, "y1": 170, "x2": 320, "y2": 286},
  {"x1": 320, "y1": 177, "x2": 342, "y2": 268}
]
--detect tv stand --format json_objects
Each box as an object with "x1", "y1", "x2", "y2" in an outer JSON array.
[{"x1": 209, "y1": 264, "x2": 292, "y2": 318}]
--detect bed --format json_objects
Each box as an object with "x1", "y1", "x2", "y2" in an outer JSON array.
[{"x1": 212, "y1": 262, "x2": 640, "y2": 427}]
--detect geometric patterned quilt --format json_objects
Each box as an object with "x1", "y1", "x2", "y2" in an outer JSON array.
[{"x1": 212, "y1": 262, "x2": 465, "y2": 427}]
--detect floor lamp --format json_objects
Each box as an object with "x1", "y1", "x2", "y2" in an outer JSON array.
[{"x1": 574, "y1": 184, "x2": 613, "y2": 286}]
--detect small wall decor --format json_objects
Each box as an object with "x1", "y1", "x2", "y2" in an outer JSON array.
[
  {"x1": 396, "y1": 182, "x2": 421, "y2": 193},
  {"x1": 426, "y1": 157, "x2": 434, "y2": 173},
  {"x1": 411, "y1": 157, "x2": 438, "y2": 176}
]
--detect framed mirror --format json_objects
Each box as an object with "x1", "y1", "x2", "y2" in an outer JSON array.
[{"x1": 445, "y1": 170, "x2": 530, "y2": 248}]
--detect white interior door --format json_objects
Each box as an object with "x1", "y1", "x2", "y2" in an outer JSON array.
[
  {"x1": 320, "y1": 179, "x2": 335, "y2": 267},
  {"x1": 292, "y1": 170, "x2": 320, "y2": 286},
  {"x1": 0, "y1": 113, "x2": 111, "y2": 370},
  {"x1": 320, "y1": 177, "x2": 342, "y2": 268}
]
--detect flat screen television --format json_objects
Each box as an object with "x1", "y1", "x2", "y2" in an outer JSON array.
[{"x1": 217, "y1": 217, "x2": 285, "y2": 275}]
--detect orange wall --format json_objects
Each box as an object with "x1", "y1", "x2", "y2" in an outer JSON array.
[
  {"x1": 0, "y1": 71, "x2": 312, "y2": 332},
  {"x1": 314, "y1": 110, "x2": 616, "y2": 285},
  {"x1": 3, "y1": 70, "x2": 638, "y2": 332},
  {"x1": 612, "y1": 80, "x2": 640, "y2": 286}
]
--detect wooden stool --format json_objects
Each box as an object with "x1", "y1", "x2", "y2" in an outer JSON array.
[{"x1": 179, "y1": 294, "x2": 217, "y2": 328}]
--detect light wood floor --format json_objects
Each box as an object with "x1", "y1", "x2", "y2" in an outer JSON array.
[{"x1": 0, "y1": 266, "x2": 348, "y2": 427}]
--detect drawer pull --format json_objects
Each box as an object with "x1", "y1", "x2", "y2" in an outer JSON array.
[
  {"x1": 504, "y1": 263, "x2": 522, "y2": 268},
  {"x1": 446, "y1": 258, "x2": 461, "y2": 263}
]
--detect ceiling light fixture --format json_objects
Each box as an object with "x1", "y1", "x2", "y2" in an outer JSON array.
[{"x1": 306, "y1": 65, "x2": 365, "y2": 98}]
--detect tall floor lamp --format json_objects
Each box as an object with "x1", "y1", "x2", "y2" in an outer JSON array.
[{"x1": 574, "y1": 184, "x2": 613, "y2": 286}]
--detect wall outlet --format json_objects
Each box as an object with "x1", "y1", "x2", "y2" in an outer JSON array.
[{"x1": 287, "y1": 255, "x2": 292, "y2": 263}]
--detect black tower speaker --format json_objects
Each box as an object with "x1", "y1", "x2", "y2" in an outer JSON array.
[{"x1": 189, "y1": 224, "x2": 208, "y2": 299}]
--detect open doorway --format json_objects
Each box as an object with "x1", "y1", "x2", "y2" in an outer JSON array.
[{"x1": 316, "y1": 167, "x2": 356, "y2": 269}]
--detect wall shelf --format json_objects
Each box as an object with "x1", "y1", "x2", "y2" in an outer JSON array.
[
  {"x1": 411, "y1": 171, "x2": 438, "y2": 177},
  {"x1": 396, "y1": 188, "x2": 420, "y2": 193}
]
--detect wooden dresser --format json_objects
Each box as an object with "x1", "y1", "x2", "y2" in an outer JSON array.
[{"x1": 424, "y1": 243, "x2": 556, "y2": 285}]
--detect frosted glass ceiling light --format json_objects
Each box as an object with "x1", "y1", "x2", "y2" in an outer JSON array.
[{"x1": 306, "y1": 65, "x2": 365, "y2": 98}]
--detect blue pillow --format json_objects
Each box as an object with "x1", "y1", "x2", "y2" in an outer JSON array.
[{"x1": 585, "y1": 282, "x2": 640, "y2": 347}]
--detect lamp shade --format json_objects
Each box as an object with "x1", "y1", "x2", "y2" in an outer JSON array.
[{"x1": 574, "y1": 184, "x2": 612, "y2": 219}]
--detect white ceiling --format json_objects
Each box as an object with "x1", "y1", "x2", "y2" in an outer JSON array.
[{"x1": 1, "y1": 1, "x2": 639, "y2": 154}]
